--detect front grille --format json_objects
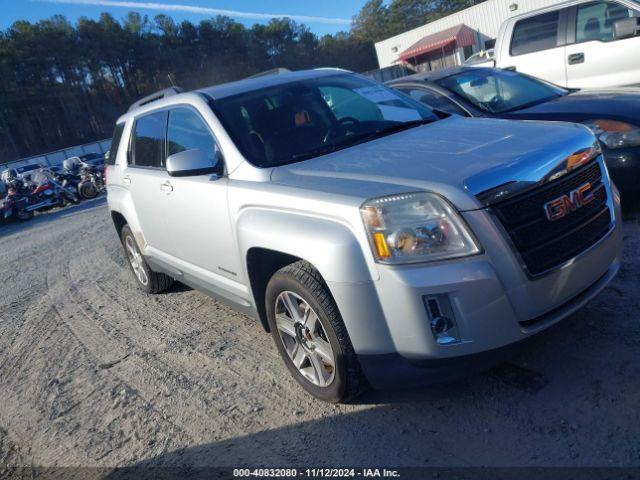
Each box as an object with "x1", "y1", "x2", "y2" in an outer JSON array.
[{"x1": 491, "y1": 160, "x2": 612, "y2": 276}]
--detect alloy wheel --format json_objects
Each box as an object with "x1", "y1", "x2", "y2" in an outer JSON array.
[
  {"x1": 274, "y1": 291, "x2": 336, "y2": 387},
  {"x1": 125, "y1": 235, "x2": 149, "y2": 286}
]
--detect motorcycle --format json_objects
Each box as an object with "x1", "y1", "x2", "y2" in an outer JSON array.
[
  {"x1": 21, "y1": 169, "x2": 80, "y2": 215},
  {"x1": 1, "y1": 178, "x2": 33, "y2": 222},
  {"x1": 77, "y1": 162, "x2": 104, "y2": 199},
  {"x1": 42, "y1": 169, "x2": 80, "y2": 206},
  {"x1": 54, "y1": 170, "x2": 82, "y2": 196}
]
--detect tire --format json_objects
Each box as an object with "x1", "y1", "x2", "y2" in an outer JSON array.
[
  {"x1": 265, "y1": 260, "x2": 367, "y2": 403},
  {"x1": 79, "y1": 181, "x2": 98, "y2": 199},
  {"x1": 120, "y1": 224, "x2": 174, "y2": 294},
  {"x1": 16, "y1": 209, "x2": 33, "y2": 221}
]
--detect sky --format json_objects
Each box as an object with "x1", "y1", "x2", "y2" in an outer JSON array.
[{"x1": 0, "y1": 0, "x2": 369, "y2": 35}]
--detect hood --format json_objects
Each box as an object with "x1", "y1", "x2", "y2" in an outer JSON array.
[
  {"x1": 270, "y1": 116, "x2": 598, "y2": 211},
  {"x1": 506, "y1": 90, "x2": 640, "y2": 124}
]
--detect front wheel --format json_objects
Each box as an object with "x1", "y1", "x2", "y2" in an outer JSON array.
[
  {"x1": 16, "y1": 209, "x2": 34, "y2": 221},
  {"x1": 265, "y1": 261, "x2": 367, "y2": 403}
]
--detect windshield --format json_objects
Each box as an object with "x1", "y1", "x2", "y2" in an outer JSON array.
[
  {"x1": 436, "y1": 68, "x2": 566, "y2": 114},
  {"x1": 211, "y1": 74, "x2": 438, "y2": 167}
]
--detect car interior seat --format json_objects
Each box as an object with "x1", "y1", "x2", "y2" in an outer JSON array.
[
  {"x1": 255, "y1": 100, "x2": 327, "y2": 164},
  {"x1": 583, "y1": 17, "x2": 604, "y2": 40}
]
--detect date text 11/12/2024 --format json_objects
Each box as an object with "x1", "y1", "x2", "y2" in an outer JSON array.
[{"x1": 233, "y1": 468, "x2": 401, "y2": 477}]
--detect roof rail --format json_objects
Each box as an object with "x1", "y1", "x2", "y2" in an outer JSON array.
[
  {"x1": 246, "y1": 68, "x2": 291, "y2": 79},
  {"x1": 128, "y1": 86, "x2": 184, "y2": 112}
]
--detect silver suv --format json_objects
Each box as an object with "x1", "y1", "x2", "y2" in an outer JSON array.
[{"x1": 107, "y1": 69, "x2": 622, "y2": 402}]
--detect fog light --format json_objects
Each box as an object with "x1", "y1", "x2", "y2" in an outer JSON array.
[{"x1": 424, "y1": 295, "x2": 461, "y2": 345}]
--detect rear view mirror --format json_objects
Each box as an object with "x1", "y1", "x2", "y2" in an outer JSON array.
[
  {"x1": 166, "y1": 148, "x2": 222, "y2": 177},
  {"x1": 470, "y1": 77, "x2": 489, "y2": 87},
  {"x1": 613, "y1": 17, "x2": 639, "y2": 40}
]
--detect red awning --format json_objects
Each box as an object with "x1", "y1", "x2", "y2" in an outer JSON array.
[{"x1": 398, "y1": 24, "x2": 477, "y2": 62}]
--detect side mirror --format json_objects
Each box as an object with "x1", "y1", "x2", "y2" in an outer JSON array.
[
  {"x1": 613, "y1": 17, "x2": 639, "y2": 40},
  {"x1": 166, "y1": 148, "x2": 222, "y2": 177}
]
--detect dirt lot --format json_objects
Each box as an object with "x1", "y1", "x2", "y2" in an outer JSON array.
[{"x1": 0, "y1": 198, "x2": 639, "y2": 474}]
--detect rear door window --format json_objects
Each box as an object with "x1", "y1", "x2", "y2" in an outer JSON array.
[
  {"x1": 511, "y1": 11, "x2": 561, "y2": 55},
  {"x1": 131, "y1": 111, "x2": 168, "y2": 168}
]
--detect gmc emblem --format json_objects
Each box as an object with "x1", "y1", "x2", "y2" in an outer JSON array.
[{"x1": 544, "y1": 182, "x2": 595, "y2": 221}]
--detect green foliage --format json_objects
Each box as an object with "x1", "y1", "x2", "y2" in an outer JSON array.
[
  {"x1": 0, "y1": 14, "x2": 377, "y2": 161},
  {"x1": 0, "y1": 0, "x2": 486, "y2": 161}
]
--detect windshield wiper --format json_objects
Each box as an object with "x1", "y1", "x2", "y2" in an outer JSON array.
[
  {"x1": 500, "y1": 95, "x2": 562, "y2": 113},
  {"x1": 291, "y1": 144, "x2": 339, "y2": 161},
  {"x1": 363, "y1": 118, "x2": 436, "y2": 141}
]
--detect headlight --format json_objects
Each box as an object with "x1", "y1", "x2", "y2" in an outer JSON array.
[
  {"x1": 360, "y1": 192, "x2": 480, "y2": 264},
  {"x1": 583, "y1": 119, "x2": 640, "y2": 149}
]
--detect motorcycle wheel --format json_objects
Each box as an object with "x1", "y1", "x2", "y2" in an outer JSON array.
[
  {"x1": 16, "y1": 210, "x2": 34, "y2": 221},
  {"x1": 79, "y1": 181, "x2": 98, "y2": 199}
]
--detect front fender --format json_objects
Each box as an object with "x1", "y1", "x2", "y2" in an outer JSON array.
[
  {"x1": 236, "y1": 207, "x2": 396, "y2": 359},
  {"x1": 236, "y1": 207, "x2": 377, "y2": 284}
]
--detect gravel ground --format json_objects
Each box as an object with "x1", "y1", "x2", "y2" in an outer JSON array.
[{"x1": 0, "y1": 197, "x2": 638, "y2": 474}]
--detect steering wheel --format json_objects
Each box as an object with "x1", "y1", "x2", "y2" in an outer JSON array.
[{"x1": 323, "y1": 117, "x2": 361, "y2": 143}]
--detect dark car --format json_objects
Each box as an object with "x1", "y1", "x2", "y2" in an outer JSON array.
[{"x1": 388, "y1": 67, "x2": 640, "y2": 208}]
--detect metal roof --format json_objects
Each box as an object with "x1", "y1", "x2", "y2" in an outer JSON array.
[{"x1": 397, "y1": 24, "x2": 477, "y2": 62}]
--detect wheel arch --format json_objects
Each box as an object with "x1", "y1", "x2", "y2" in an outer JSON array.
[
  {"x1": 107, "y1": 187, "x2": 146, "y2": 249},
  {"x1": 237, "y1": 208, "x2": 377, "y2": 333},
  {"x1": 246, "y1": 248, "x2": 304, "y2": 332},
  {"x1": 111, "y1": 210, "x2": 128, "y2": 238}
]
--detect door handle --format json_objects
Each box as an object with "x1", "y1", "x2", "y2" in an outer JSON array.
[
  {"x1": 122, "y1": 176, "x2": 131, "y2": 184},
  {"x1": 160, "y1": 182, "x2": 173, "y2": 193},
  {"x1": 568, "y1": 53, "x2": 585, "y2": 65}
]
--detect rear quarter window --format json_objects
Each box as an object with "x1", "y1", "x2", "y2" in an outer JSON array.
[
  {"x1": 105, "y1": 122, "x2": 125, "y2": 166},
  {"x1": 510, "y1": 11, "x2": 560, "y2": 55}
]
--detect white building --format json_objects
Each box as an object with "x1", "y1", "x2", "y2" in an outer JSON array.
[{"x1": 374, "y1": 0, "x2": 563, "y2": 70}]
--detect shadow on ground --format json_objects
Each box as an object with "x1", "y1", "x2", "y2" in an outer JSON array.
[{"x1": 0, "y1": 196, "x2": 107, "y2": 239}]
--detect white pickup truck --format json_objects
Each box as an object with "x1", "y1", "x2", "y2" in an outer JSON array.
[{"x1": 490, "y1": 0, "x2": 640, "y2": 89}]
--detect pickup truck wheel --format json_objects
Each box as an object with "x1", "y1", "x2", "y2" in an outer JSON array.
[
  {"x1": 120, "y1": 225, "x2": 174, "y2": 294},
  {"x1": 266, "y1": 261, "x2": 367, "y2": 403}
]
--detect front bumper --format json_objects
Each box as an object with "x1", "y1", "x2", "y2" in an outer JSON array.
[{"x1": 335, "y1": 189, "x2": 623, "y2": 389}]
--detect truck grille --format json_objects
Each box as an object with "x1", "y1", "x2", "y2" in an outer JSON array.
[{"x1": 491, "y1": 160, "x2": 612, "y2": 276}]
